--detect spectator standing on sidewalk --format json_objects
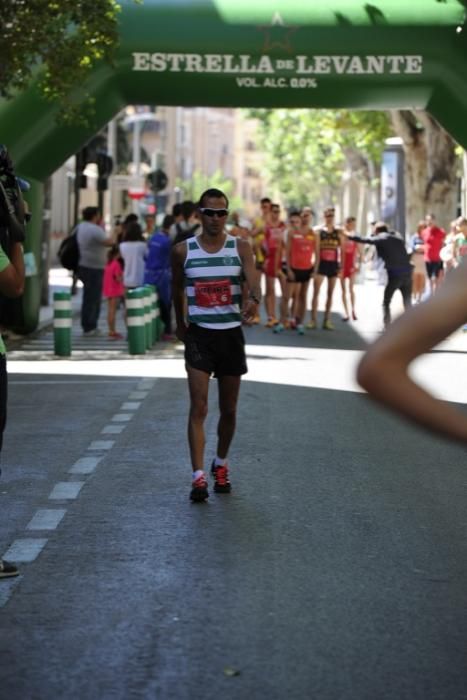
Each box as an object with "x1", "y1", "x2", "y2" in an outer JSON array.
[
  {"x1": 170, "y1": 200, "x2": 201, "y2": 245},
  {"x1": 103, "y1": 245, "x2": 125, "y2": 340},
  {"x1": 453, "y1": 216, "x2": 467, "y2": 268},
  {"x1": 421, "y1": 213, "x2": 446, "y2": 294},
  {"x1": 119, "y1": 221, "x2": 147, "y2": 291},
  {"x1": 144, "y1": 214, "x2": 174, "y2": 338},
  {"x1": 409, "y1": 221, "x2": 428, "y2": 303},
  {"x1": 77, "y1": 206, "x2": 113, "y2": 336}
]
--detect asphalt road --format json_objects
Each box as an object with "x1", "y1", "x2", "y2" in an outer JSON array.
[{"x1": 1, "y1": 284, "x2": 466, "y2": 700}]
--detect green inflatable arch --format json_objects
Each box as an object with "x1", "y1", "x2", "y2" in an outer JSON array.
[{"x1": 1, "y1": 0, "x2": 467, "y2": 332}]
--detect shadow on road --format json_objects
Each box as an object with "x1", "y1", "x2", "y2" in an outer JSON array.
[{"x1": 244, "y1": 312, "x2": 368, "y2": 352}]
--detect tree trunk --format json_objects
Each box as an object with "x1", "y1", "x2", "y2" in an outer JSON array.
[
  {"x1": 390, "y1": 110, "x2": 458, "y2": 235},
  {"x1": 342, "y1": 147, "x2": 381, "y2": 230}
]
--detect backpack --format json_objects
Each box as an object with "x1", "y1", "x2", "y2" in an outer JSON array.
[
  {"x1": 173, "y1": 222, "x2": 200, "y2": 246},
  {"x1": 58, "y1": 227, "x2": 80, "y2": 271}
]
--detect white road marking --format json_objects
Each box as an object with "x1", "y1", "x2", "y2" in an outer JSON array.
[
  {"x1": 26, "y1": 509, "x2": 67, "y2": 530},
  {"x1": 128, "y1": 391, "x2": 148, "y2": 400},
  {"x1": 88, "y1": 440, "x2": 115, "y2": 450},
  {"x1": 0, "y1": 378, "x2": 149, "y2": 606},
  {"x1": 3, "y1": 538, "x2": 48, "y2": 562},
  {"x1": 69, "y1": 456, "x2": 103, "y2": 474},
  {"x1": 137, "y1": 380, "x2": 156, "y2": 390},
  {"x1": 0, "y1": 579, "x2": 21, "y2": 608},
  {"x1": 111, "y1": 413, "x2": 133, "y2": 422},
  {"x1": 101, "y1": 424, "x2": 126, "y2": 434},
  {"x1": 10, "y1": 380, "x2": 136, "y2": 385},
  {"x1": 121, "y1": 402, "x2": 141, "y2": 410},
  {"x1": 49, "y1": 482, "x2": 84, "y2": 500}
]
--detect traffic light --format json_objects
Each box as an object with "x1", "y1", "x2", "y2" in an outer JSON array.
[
  {"x1": 75, "y1": 147, "x2": 90, "y2": 189},
  {"x1": 147, "y1": 168, "x2": 168, "y2": 192},
  {"x1": 96, "y1": 151, "x2": 113, "y2": 192}
]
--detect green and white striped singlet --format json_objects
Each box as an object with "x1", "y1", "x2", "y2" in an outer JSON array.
[{"x1": 184, "y1": 234, "x2": 242, "y2": 329}]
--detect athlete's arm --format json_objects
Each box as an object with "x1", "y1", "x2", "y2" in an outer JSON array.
[
  {"x1": 349, "y1": 235, "x2": 377, "y2": 245},
  {"x1": 285, "y1": 231, "x2": 295, "y2": 281},
  {"x1": 338, "y1": 229, "x2": 346, "y2": 278},
  {"x1": 171, "y1": 241, "x2": 188, "y2": 342},
  {"x1": 356, "y1": 242, "x2": 364, "y2": 267},
  {"x1": 238, "y1": 238, "x2": 260, "y2": 324},
  {"x1": 357, "y1": 261, "x2": 467, "y2": 444},
  {"x1": 252, "y1": 233, "x2": 263, "y2": 259},
  {"x1": 251, "y1": 223, "x2": 262, "y2": 239},
  {"x1": 313, "y1": 230, "x2": 320, "y2": 276}
]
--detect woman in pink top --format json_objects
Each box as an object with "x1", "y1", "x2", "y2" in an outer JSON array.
[{"x1": 103, "y1": 245, "x2": 125, "y2": 339}]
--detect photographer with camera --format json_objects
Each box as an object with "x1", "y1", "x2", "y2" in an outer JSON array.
[{"x1": 0, "y1": 146, "x2": 27, "y2": 578}]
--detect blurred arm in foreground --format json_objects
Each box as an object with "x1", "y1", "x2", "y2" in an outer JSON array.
[{"x1": 357, "y1": 262, "x2": 467, "y2": 444}]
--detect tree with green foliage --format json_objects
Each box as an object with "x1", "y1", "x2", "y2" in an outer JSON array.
[
  {"x1": 0, "y1": 0, "x2": 123, "y2": 124},
  {"x1": 247, "y1": 108, "x2": 392, "y2": 212},
  {"x1": 175, "y1": 169, "x2": 244, "y2": 213}
]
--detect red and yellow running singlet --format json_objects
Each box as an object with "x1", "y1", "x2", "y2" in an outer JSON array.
[
  {"x1": 319, "y1": 228, "x2": 340, "y2": 262},
  {"x1": 290, "y1": 231, "x2": 315, "y2": 269}
]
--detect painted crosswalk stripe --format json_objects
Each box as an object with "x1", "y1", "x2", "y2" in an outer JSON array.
[
  {"x1": 3, "y1": 538, "x2": 48, "y2": 562},
  {"x1": 0, "y1": 579, "x2": 21, "y2": 608},
  {"x1": 69, "y1": 456, "x2": 103, "y2": 474},
  {"x1": 101, "y1": 424, "x2": 126, "y2": 434},
  {"x1": 111, "y1": 413, "x2": 133, "y2": 422},
  {"x1": 49, "y1": 482, "x2": 84, "y2": 500},
  {"x1": 121, "y1": 402, "x2": 141, "y2": 410},
  {"x1": 88, "y1": 440, "x2": 115, "y2": 450},
  {"x1": 137, "y1": 380, "x2": 156, "y2": 390},
  {"x1": 128, "y1": 391, "x2": 148, "y2": 400},
  {"x1": 27, "y1": 509, "x2": 67, "y2": 531},
  {"x1": 11, "y1": 380, "x2": 136, "y2": 385}
]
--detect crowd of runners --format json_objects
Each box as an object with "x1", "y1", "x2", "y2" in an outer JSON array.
[
  {"x1": 225, "y1": 198, "x2": 465, "y2": 332},
  {"x1": 241, "y1": 198, "x2": 360, "y2": 332}
]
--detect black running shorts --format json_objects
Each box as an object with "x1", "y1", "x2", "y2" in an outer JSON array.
[
  {"x1": 317, "y1": 260, "x2": 339, "y2": 278},
  {"x1": 184, "y1": 324, "x2": 248, "y2": 377},
  {"x1": 425, "y1": 260, "x2": 443, "y2": 278},
  {"x1": 291, "y1": 267, "x2": 313, "y2": 283}
]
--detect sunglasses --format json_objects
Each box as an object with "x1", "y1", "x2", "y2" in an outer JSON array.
[{"x1": 199, "y1": 207, "x2": 229, "y2": 218}]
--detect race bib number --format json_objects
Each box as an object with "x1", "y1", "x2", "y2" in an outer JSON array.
[
  {"x1": 320, "y1": 248, "x2": 338, "y2": 262},
  {"x1": 194, "y1": 279, "x2": 232, "y2": 307}
]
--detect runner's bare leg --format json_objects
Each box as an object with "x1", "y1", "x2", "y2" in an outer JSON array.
[{"x1": 187, "y1": 366, "x2": 210, "y2": 471}]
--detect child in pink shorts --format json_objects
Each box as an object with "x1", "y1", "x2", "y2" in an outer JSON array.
[{"x1": 103, "y1": 245, "x2": 124, "y2": 339}]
